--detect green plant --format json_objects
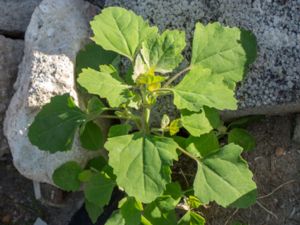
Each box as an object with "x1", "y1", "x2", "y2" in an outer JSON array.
[{"x1": 28, "y1": 7, "x2": 258, "y2": 224}]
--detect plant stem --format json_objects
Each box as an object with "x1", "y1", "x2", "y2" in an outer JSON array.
[
  {"x1": 98, "y1": 115, "x2": 127, "y2": 120},
  {"x1": 144, "y1": 107, "x2": 150, "y2": 134},
  {"x1": 102, "y1": 107, "x2": 121, "y2": 111},
  {"x1": 140, "y1": 87, "x2": 151, "y2": 134},
  {"x1": 163, "y1": 66, "x2": 191, "y2": 87},
  {"x1": 177, "y1": 146, "x2": 199, "y2": 162},
  {"x1": 152, "y1": 88, "x2": 172, "y2": 93}
]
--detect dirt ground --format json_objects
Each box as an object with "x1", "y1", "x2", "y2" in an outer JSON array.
[
  {"x1": 203, "y1": 115, "x2": 300, "y2": 225},
  {"x1": 0, "y1": 157, "x2": 83, "y2": 225},
  {"x1": 0, "y1": 116, "x2": 299, "y2": 225}
]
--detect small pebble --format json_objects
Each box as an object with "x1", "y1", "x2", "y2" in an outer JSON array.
[
  {"x1": 1, "y1": 214, "x2": 12, "y2": 224},
  {"x1": 275, "y1": 147, "x2": 285, "y2": 156}
]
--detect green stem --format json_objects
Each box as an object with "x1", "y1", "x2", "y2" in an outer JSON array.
[
  {"x1": 142, "y1": 106, "x2": 151, "y2": 134},
  {"x1": 98, "y1": 115, "x2": 127, "y2": 120},
  {"x1": 177, "y1": 146, "x2": 199, "y2": 162},
  {"x1": 183, "y1": 188, "x2": 194, "y2": 194},
  {"x1": 163, "y1": 66, "x2": 191, "y2": 87},
  {"x1": 102, "y1": 107, "x2": 121, "y2": 111},
  {"x1": 140, "y1": 87, "x2": 151, "y2": 134}
]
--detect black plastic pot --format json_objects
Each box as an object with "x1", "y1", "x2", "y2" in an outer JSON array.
[{"x1": 68, "y1": 188, "x2": 124, "y2": 225}]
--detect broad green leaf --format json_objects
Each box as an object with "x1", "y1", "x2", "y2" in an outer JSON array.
[
  {"x1": 172, "y1": 66, "x2": 237, "y2": 112},
  {"x1": 105, "y1": 210, "x2": 125, "y2": 225},
  {"x1": 87, "y1": 97, "x2": 105, "y2": 118},
  {"x1": 28, "y1": 94, "x2": 86, "y2": 152},
  {"x1": 144, "y1": 201, "x2": 177, "y2": 225},
  {"x1": 78, "y1": 170, "x2": 93, "y2": 182},
  {"x1": 86, "y1": 156, "x2": 107, "y2": 171},
  {"x1": 191, "y1": 22, "x2": 257, "y2": 84},
  {"x1": 229, "y1": 189, "x2": 257, "y2": 208},
  {"x1": 84, "y1": 173, "x2": 115, "y2": 207},
  {"x1": 141, "y1": 30, "x2": 186, "y2": 73},
  {"x1": 164, "y1": 182, "x2": 183, "y2": 202},
  {"x1": 141, "y1": 216, "x2": 152, "y2": 225},
  {"x1": 76, "y1": 42, "x2": 119, "y2": 75},
  {"x1": 155, "y1": 182, "x2": 183, "y2": 211},
  {"x1": 181, "y1": 107, "x2": 220, "y2": 136},
  {"x1": 78, "y1": 68, "x2": 130, "y2": 107},
  {"x1": 228, "y1": 128, "x2": 255, "y2": 151},
  {"x1": 185, "y1": 132, "x2": 219, "y2": 158},
  {"x1": 99, "y1": 64, "x2": 122, "y2": 82},
  {"x1": 119, "y1": 197, "x2": 143, "y2": 225},
  {"x1": 178, "y1": 211, "x2": 205, "y2": 225},
  {"x1": 203, "y1": 106, "x2": 221, "y2": 129},
  {"x1": 142, "y1": 182, "x2": 182, "y2": 225},
  {"x1": 228, "y1": 115, "x2": 264, "y2": 129},
  {"x1": 105, "y1": 133, "x2": 179, "y2": 203},
  {"x1": 91, "y1": 7, "x2": 158, "y2": 61},
  {"x1": 105, "y1": 197, "x2": 142, "y2": 225},
  {"x1": 172, "y1": 136, "x2": 187, "y2": 149},
  {"x1": 85, "y1": 199, "x2": 103, "y2": 224},
  {"x1": 108, "y1": 124, "x2": 132, "y2": 138},
  {"x1": 169, "y1": 119, "x2": 182, "y2": 136},
  {"x1": 181, "y1": 109, "x2": 212, "y2": 137},
  {"x1": 193, "y1": 143, "x2": 257, "y2": 207},
  {"x1": 80, "y1": 121, "x2": 104, "y2": 151},
  {"x1": 52, "y1": 161, "x2": 83, "y2": 191}
]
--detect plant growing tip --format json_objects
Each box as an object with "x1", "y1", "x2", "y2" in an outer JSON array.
[{"x1": 28, "y1": 6, "x2": 258, "y2": 225}]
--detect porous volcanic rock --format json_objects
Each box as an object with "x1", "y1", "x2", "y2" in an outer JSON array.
[
  {"x1": 0, "y1": 35, "x2": 24, "y2": 157},
  {"x1": 4, "y1": 0, "x2": 103, "y2": 184},
  {"x1": 0, "y1": 0, "x2": 42, "y2": 36},
  {"x1": 106, "y1": 0, "x2": 300, "y2": 119}
]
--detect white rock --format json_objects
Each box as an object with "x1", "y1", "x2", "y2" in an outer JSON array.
[
  {"x1": 0, "y1": 0, "x2": 42, "y2": 35},
  {"x1": 0, "y1": 35, "x2": 24, "y2": 157},
  {"x1": 33, "y1": 218, "x2": 47, "y2": 225},
  {"x1": 4, "y1": 0, "x2": 103, "y2": 184}
]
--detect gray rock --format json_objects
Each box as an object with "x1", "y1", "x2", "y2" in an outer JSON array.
[
  {"x1": 33, "y1": 218, "x2": 47, "y2": 225},
  {"x1": 0, "y1": 0, "x2": 42, "y2": 36},
  {"x1": 106, "y1": 0, "x2": 300, "y2": 118},
  {"x1": 0, "y1": 35, "x2": 24, "y2": 157},
  {"x1": 86, "y1": 0, "x2": 106, "y2": 7},
  {"x1": 4, "y1": 0, "x2": 104, "y2": 184}
]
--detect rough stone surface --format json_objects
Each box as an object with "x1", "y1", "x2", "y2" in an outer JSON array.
[
  {"x1": 0, "y1": 36, "x2": 24, "y2": 157},
  {"x1": 106, "y1": 0, "x2": 300, "y2": 117},
  {"x1": 86, "y1": 0, "x2": 106, "y2": 8},
  {"x1": 4, "y1": 0, "x2": 103, "y2": 184},
  {"x1": 0, "y1": 0, "x2": 42, "y2": 36}
]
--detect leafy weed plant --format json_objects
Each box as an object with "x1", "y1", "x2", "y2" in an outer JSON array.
[{"x1": 29, "y1": 7, "x2": 258, "y2": 225}]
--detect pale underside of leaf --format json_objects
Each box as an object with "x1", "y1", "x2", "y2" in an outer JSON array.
[
  {"x1": 91, "y1": 7, "x2": 158, "y2": 61},
  {"x1": 77, "y1": 68, "x2": 129, "y2": 107},
  {"x1": 181, "y1": 109, "x2": 213, "y2": 137},
  {"x1": 173, "y1": 66, "x2": 237, "y2": 112},
  {"x1": 140, "y1": 29, "x2": 186, "y2": 74},
  {"x1": 191, "y1": 22, "x2": 257, "y2": 84}
]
